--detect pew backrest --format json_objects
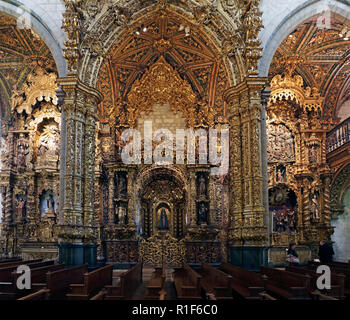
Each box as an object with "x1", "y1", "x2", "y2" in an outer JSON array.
[
  {"x1": 46, "y1": 264, "x2": 88, "y2": 295},
  {"x1": 82, "y1": 264, "x2": 114, "y2": 295}
]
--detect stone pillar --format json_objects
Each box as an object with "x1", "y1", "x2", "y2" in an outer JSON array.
[
  {"x1": 223, "y1": 89, "x2": 243, "y2": 244},
  {"x1": 223, "y1": 77, "x2": 268, "y2": 270},
  {"x1": 57, "y1": 77, "x2": 102, "y2": 267},
  {"x1": 107, "y1": 169, "x2": 115, "y2": 225},
  {"x1": 260, "y1": 89, "x2": 271, "y2": 244}
]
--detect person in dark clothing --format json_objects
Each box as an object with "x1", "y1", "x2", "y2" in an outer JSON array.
[
  {"x1": 287, "y1": 242, "x2": 299, "y2": 265},
  {"x1": 288, "y1": 242, "x2": 299, "y2": 258},
  {"x1": 319, "y1": 240, "x2": 334, "y2": 264}
]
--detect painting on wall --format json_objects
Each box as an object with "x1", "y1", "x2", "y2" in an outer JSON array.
[{"x1": 269, "y1": 187, "x2": 298, "y2": 234}]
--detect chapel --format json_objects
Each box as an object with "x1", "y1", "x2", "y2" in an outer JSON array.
[{"x1": 0, "y1": 0, "x2": 349, "y2": 301}]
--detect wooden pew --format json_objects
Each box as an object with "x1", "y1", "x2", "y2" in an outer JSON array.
[
  {"x1": 145, "y1": 264, "x2": 166, "y2": 300},
  {"x1": 286, "y1": 265, "x2": 345, "y2": 299},
  {"x1": 261, "y1": 266, "x2": 311, "y2": 300},
  {"x1": 173, "y1": 263, "x2": 202, "y2": 300},
  {"x1": 90, "y1": 288, "x2": 107, "y2": 300},
  {"x1": 0, "y1": 259, "x2": 22, "y2": 265},
  {"x1": 307, "y1": 261, "x2": 350, "y2": 297},
  {"x1": 0, "y1": 260, "x2": 53, "y2": 282},
  {"x1": 0, "y1": 259, "x2": 42, "y2": 270},
  {"x1": 103, "y1": 263, "x2": 142, "y2": 300},
  {"x1": 197, "y1": 263, "x2": 232, "y2": 300},
  {"x1": 19, "y1": 264, "x2": 88, "y2": 300},
  {"x1": 66, "y1": 264, "x2": 114, "y2": 300},
  {"x1": 18, "y1": 289, "x2": 50, "y2": 301},
  {"x1": 220, "y1": 262, "x2": 267, "y2": 300},
  {"x1": 0, "y1": 264, "x2": 65, "y2": 300},
  {"x1": 309, "y1": 260, "x2": 350, "y2": 270}
]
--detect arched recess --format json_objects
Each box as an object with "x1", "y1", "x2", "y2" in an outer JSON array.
[
  {"x1": 330, "y1": 162, "x2": 350, "y2": 261},
  {"x1": 79, "y1": 4, "x2": 241, "y2": 90},
  {"x1": 96, "y1": 10, "x2": 232, "y2": 127},
  {"x1": 134, "y1": 165, "x2": 188, "y2": 238},
  {"x1": 0, "y1": 1, "x2": 66, "y2": 77},
  {"x1": 330, "y1": 163, "x2": 350, "y2": 217},
  {"x1": 259, "y1": 0, "x2": 350, "y2": 77}
]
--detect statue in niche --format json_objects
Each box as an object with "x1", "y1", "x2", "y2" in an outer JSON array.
[
  {"x1": 158, "y1": 208, "x2": 169, "y2": 230},
  {"x1": 16, "y1": 134, "x2": 29, "y2": 168},
  {"x1": 16, "y1": 195, "x2": 26, "y2": 221},
  {"x1": 38, "y1": 124, "x2": 60, "y2": 157},
  {"x1": 310, "y1": 192, "x2": 320, "y2": 221},
  {"x1": 40, "y1": 190, "x2": 57, "y2": 218},
  {"x1": 117, "y1": 174, "x2": 127, "y2": 198},
  {"x1": 47, "y1": 194, "x2": 55, "y2": 214},
  {"x1": 198, "y1": 203, "x2": 208, "y2": 225},
  {"x1": 276, "y1": 164, "x2": 286, "y2": 183},
  {"x1": 198, "y1": 174, "x2": 207, "y2": 197},
  {"x1": 308, "y1": 145, "x2": 318, "y2": 164},
  {"x1": 116, "y1": 204, "x2": 127, "y2": 225}
]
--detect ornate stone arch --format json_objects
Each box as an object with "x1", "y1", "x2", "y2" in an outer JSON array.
[
  {"x1": 330, "y1": 162, "x2": 350, "y2": 218},
  {"x1": 260, "y1": 0, "x2": 350, "y2": 77},
  {"x1": 61, "y1": 0, "x2": 264, "y2": 88}
]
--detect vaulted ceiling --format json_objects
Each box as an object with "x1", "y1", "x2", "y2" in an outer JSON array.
[
  {"x1": 0, "y1": 14, "x2": 56, "y2": 119},
  {"x1": 98, "y1": 11, "x2": 230, "y2": 124},
  {"x1": 269, "y1": 15, "x2": 350, "y2": 120}
]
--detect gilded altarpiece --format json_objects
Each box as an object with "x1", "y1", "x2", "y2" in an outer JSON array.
[
  {"x1": 0, "y1": 65, "x2": 61, "y2": 260},
  {"x1": 267, "y1": 63, "x2": 334, "y2": 263}
]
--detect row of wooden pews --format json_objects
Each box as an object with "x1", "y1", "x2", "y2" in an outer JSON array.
[
  {"x1": 172, "y1": 262, "x2": 346, "y2": 300},
  {"x1": 286, "y1": 265, "x2": 345, "y2": 299},
  {"x1": 307, "y1": 261, "x2": 350, "y2": 298},
  {"x1": 19, "y1": 264, "x2": 89, "y2": 300},
  {"x1": 220, "y1": 262, "x2": 268, "y2": 300}
]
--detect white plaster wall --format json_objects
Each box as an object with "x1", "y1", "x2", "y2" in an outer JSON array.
[
  {"x1": 337, "y1": 100, "x2": 350, "y2": 121},
  {"x1": 332, "y1": 187, "x2": 350, "y2": 262}
]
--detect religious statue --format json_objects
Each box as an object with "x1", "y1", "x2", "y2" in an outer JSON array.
[
  {"x1": 38, "y1": 124, "x2": 60, "y2": 157},
  {"x1": 116, "y1": 205, "x2": 127, "y2": 225},
  {"x1": 158, "y1": 208, "x2": 169, "y2": 230},
  {"x1": 46, "y1": 194, "x2": 56, "y2": 216},
  {"x1": 276, "y1": 165, "x2": 286, "y2": 183},
  {"x1": 198, "y1": 175, "x2": 207, "y2": 196},
  {"x1": 310, "y1": 193, "x2": 320, "y2": 221},
  {"x1": 16, "y1": 196, "x2": 26, "y2": 221},
  {"x1": 16, "y1": 134, "x2": 29, "y2": 168},
  {"x1": 308, "y1": 145, "x2": 318, "y2": 164},
  {"x1": 198, "y1": 203, "x2": 208, "y2": 225}
]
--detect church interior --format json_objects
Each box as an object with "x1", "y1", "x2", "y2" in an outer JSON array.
[{"x1": 0, "y1": 0, "x2": 350, "y2": 301}]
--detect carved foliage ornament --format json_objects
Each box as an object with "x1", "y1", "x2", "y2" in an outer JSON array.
[
  {"x1": 62, "y1": 0, "x2": 264, "y2": 78},
  {"x1": 11, "y1": 67, "x2": 58, "y2": 115},
  {"x1": 126, "y1": 56, "x2": 197, "y2": 127}
]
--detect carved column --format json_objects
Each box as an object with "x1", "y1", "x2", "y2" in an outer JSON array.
[
  {"x1": 57, "y1": 77, "x2": 102, "y2": 266},
  {"x1": 224, "y1": 77, "x2": 268, "y2": 268},
  {"x1": 107, "y1": 168, "x2": 115, "y2": 225},
  {"x1": 223, "y1": 89, "x2": 243, "y2": 244}
]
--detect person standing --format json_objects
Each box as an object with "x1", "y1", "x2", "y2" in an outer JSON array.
[
  {"x1": 286, "y1": 242, "x2": 300, "y2": 266},
  {"x1": 319, "y1": 240, "x2": 335, "y2": 264}
]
